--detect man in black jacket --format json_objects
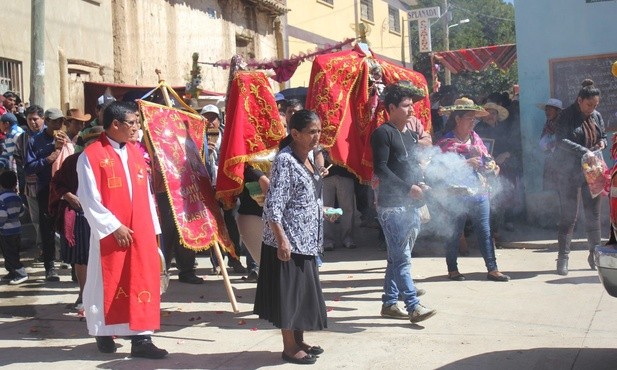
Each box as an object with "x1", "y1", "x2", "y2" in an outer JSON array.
[{"x1": 371, "y1": 82, "x2": 436, "y2": 324}]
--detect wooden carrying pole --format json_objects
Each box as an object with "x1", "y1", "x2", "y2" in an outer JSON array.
[
  {"x1": 150, "y1": 72, "x2": 239, "y2": 312},
  {"x1": 213, "y1": 242, "x2": 239, "y2": 312}
]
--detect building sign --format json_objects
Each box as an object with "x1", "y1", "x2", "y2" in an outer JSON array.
[
  {"x1": 418, "y1": 18, "x2": 432, "y2": 53},
  {"x1": 408, "y1": 6, "x2": 441, "y2": 21}
]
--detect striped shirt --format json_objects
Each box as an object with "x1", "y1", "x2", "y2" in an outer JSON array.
[
  {"x1": 0, "y1": 124, "x2": 25, "y2": 171},
  {"x1": 0, "y1": 190, "x2": 24, "y2": 236}
]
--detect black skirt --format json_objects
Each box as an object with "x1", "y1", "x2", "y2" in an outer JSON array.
[
  {"x1": 60, "y1": 211, "x2": 91, "y2": 265},
  {"x1": 253, "y1": 243, "x2": 327, "y2": 331}
]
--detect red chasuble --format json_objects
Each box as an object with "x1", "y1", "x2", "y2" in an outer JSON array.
[{"x1": 84, "y1": 133, "x2": 160, "y2": 331}]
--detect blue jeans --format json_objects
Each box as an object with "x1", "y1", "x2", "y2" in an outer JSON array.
[
  {"x1": 445, "y1": 195, "x2": 498, "y2": 272},
  {"x1": 377, "y1": 205, "x2": 421, "y2": 312}
]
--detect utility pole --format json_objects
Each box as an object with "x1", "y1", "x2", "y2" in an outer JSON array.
[
  {"x1": 401, "y1": 16, "x2": 406, "y2": 68},
  {"x1": 443, "y1": 0, "x2": 451, "y2": 85},
  {"x1": 30, "y1": 0, "x2": 45, "y2": 106}
]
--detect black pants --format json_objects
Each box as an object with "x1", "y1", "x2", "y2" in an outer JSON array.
[
  {"x1": 0, "y1": 234, "x2": 23, "y2": 273},
  {"x1": 557, "y1": 178, "x2": 601, "y2": 256},
  {"x1": 37, "y1": 187, "x2": 56, "y2": 270},
  {"x1": 156, "y1": 192, "x2": 196, "y2": 277}
]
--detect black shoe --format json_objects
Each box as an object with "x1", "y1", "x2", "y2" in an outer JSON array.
[
  {"x1": 241, "y1": 270, "x2": 259, "y2": 282},
  {"x1": 131, "y1": 341, "x2": 168, "y2": 359},
  {"x1": 95, "y1": 336, "x2": 116, "y2": 353},
  {"x1": 178, "y1": 274, "x2": 204, "y2": 284},
  {"x1": 487, "y1": 272, "x2": 510, "y2": 282},
  {"x1": 282, "y1": 352, "x2": 317, "y2": 365},
  {"x1": 45, "y1": 268, "x2": 60, "y2": 282},
  {"x1": 448, "y1": 272, "x2": 466, "y2": 281},
  {"x1": 1, "y1": 272, "x2": 15, "y2": 281},
  {"x1": 228, "y1": 259, "x2": 247, "y2": 274}
]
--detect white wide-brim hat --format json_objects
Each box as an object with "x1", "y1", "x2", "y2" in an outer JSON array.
[{"x1": 536, "y1": 98, "x2": 563, "y2": 111}]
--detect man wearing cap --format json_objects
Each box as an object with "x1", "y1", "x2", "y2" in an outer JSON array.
[
  {"x1": 24, "y1": 107, "x2": 68, "y2": 281},
  {"x1": 201, "y1": 104, "x2": 222, "y2": 180},
  {"x1": 371, "y1": 82, "x2": 436, "y2": 324},
  {"x1": 0, "y1": 113, "x2": 24, "y2": 173}
]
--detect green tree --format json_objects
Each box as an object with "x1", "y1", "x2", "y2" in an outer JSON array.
[{"x1": 410, "y1": 0, "x2": 516, "y2": 100}]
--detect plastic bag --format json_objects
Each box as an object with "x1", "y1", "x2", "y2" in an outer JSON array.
[
  {"x1": 582, "y1": 150, "x2": 610, "y2": 198},
  {"x1": 418, "y1": 204, "x2": 431, "y2": 224}
]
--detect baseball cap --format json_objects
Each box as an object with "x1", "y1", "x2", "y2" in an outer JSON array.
[
  {"x1": 274, "y1": 93, "x2": 286, "y2": 102},
  {"x1": 44, "y1": 108, "x2": 65, "y2": 120},
  {"x1": 200, "y1": 104, "x2": 220, "y2": 116},
  {"x1": 97, "y1": 94, "x2": 116, "y2": 109},
  {"x1": 0, "y1": 113, "x2": 17, "y2": 125}
]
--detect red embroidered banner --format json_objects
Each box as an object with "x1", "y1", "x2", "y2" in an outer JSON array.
[
  {"x1": 215, "y1": 71, "x2": 286, "y2": 209},
  {"x1": 139, "y1": 100, "x2": 234, "y2": 254},
  {"x1": 306, "y1": 45, "x2": 431, "y2": 183}
]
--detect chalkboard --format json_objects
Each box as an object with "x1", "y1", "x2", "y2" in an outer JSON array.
[{"x1": 550, "y1": 52, "x2": 617, "y2": 131}]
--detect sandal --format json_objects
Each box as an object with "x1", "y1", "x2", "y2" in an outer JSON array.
[{"x1": 282, "y1": 352, "x2": 317, "y2": 364}]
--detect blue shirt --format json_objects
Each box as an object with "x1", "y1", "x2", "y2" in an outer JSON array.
[
  {"x1": 24, "y1": 126, "x2": 55, "y2": 192},
  {"x1": 0, "y1": 190, "x2": 24, "y2": 235}
]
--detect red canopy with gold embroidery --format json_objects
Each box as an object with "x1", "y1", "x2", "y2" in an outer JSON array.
[
  {"x1": 140, "y1": 100, "x2": 234, "y2": 254},
  {"x1": 215, "y1": 71, "x2": 287, "y2": 209},
  {"x1": 306, "y1": 45, "x2": 431, "y2": 183}
]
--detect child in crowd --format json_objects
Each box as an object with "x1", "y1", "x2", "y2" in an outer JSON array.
[{"x1": 0, "y1": 171, "x2": 26, "y2": 284}]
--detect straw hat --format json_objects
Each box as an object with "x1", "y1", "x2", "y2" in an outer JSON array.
[
  {"x1": 440, "y1": 97, "x2": 489, "y2": 117},
  {"x1": 483, "y1": 102, "x2": 509, "y2": 121}
]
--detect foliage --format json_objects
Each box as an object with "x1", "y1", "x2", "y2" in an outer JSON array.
[{"x1": 409, "y1": 0, "x2": 517, "y2": 100}]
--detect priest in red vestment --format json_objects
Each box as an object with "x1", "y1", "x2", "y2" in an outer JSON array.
[{"x1": 76, "y1": 101, "x2": 167, "y2": 359}]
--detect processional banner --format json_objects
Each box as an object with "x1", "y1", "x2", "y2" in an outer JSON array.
[
  {"x1": 215, "y1": 71, "x2": 286, "y2": 209},
  {"x1": 306, "y1": 44, "x2": 431, "y2": 183},
  {"x1": 139, "y1": 100, "x2": 234, "y2": 254}
]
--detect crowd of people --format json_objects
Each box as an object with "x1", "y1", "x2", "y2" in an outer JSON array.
[{"x1": 0, "y1": 75, "x2": 609, "y2": 364}]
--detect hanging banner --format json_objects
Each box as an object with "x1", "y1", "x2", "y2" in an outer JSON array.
[
  {"x1": 305, "y1": 44, "x2": 431, "y2": 183},
  {"x1": 215, "y1": 71, "x2": 287, "y2": 209},
  {"x1": 139, "y1": 100, "x2": 234, "y2": 255},
  {"x1": 418, "y1": 17, "x2": 432, "y2": 53}
]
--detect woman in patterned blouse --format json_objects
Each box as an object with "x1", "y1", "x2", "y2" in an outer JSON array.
[{"x1": 253, "y1": 109, "x2": 332, "y2": 365}]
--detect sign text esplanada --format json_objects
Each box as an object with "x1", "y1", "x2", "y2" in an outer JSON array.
[{"x1": 408, "y1": 6, "x2": 441, "y2": 21}]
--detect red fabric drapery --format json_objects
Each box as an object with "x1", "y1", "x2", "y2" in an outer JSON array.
[
  {"x1": 433, "y1": 44, "x2": 517, "y2": 74},
  {"x1": 215, "y1": 71, "x2": 287, "y2": 209},
  {"x1": 140, "y1": 100, "x2": 234, "y2": 254}
]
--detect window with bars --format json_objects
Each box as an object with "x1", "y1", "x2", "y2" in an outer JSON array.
[
  {"x1": 0, "y1": 58, "x2": 23, "y2": 99},
  {"x1": 360, "y1": 0, "x2": 374, "y2": 22},
  {"x1": 388, "y1": 6, "x2": 401, "y2": 33}
]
